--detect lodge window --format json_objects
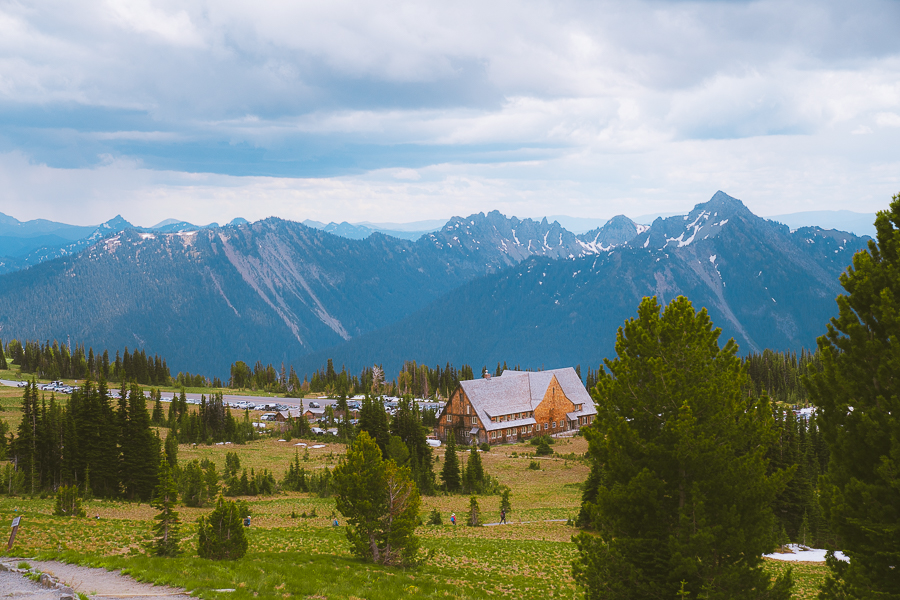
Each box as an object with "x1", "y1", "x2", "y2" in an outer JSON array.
[
  {"x1": 544, "y1": 423, "x2": 548, "y2": 430},
  {"x1": 552, "y1": 421, "x2": 556, "y2": 428},
  {"x1": 446, "y1": 415, "x2": 451, "y2": 423},
  {"x1": 471, "y1": 416, "x2": 477, "y2": 425}
]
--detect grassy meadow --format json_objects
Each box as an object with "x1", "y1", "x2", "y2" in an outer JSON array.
[{"x1": 0, "y1": 381, "x2": 827, "y2": 600}]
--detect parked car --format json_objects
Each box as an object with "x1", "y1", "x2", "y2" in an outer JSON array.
[
  {"x1": 309, "y1": 401, "x2": 321, "y2": 408},
  {"x1": 311, "y1": 427, "x2": 325, "y2": 435}
]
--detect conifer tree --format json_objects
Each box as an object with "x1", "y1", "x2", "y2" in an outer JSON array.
[
  {"x1": 467, "y1": 496, "x2": 481, "y2": 527},
  {"x1": 574, "y1": 296, "x2": 793, "y2": 600},
  {"x1": 463, "y1": 446, "x2": 485, "y2": 493},
  {"x1": 805, "y1": 193, "x2": 900, "y2": 598},
  {"x1": 0, "y1": 338, "x2": 7, "y2": 370},
  {"x1": 440, "y1": 435, "x2": 461, "y2": 492},
  {"x1": 164, "y1": 433, "x2": 178, "y2": 468},
  {"x1": 151, "y1": 456, "x2": 181, "y2": 557},
  {"x1": 332, "y1": 432, "x2": 421, "y2": 566},
  {"x1": 204, "y1": 461, "x2": 220, "y2": 501},
  {"x1": 151, "y1": 389, "x2": 165, "y2": 426},
  {"x1": 500, "y1": 488, "x2": 512, "y2": 516},
  {"x1": 390, "y1": 397, "x2": 436, "y2": 494},
  {"x1": 120, "y1": 384, "x2": 158, "y2": 500},
  {"x1": 53, "y1": 484, "x2": 85, "y2": 517},
  {"x1": 358, "y1": 396, "x2": 390, "y2": 455},
  {"x1": 197, "y1": 496, "x2": 248, "y2": 560}
]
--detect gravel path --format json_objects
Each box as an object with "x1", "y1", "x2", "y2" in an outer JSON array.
[
  {"x1": 0, "y1": 568, "x2": 63, "y2": 600},
  {"x1": 2, "y1": 562, "x2": 189, "y2": 600}
]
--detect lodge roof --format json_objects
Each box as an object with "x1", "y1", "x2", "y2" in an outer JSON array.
[{"x1": 457, "y1": 367, "x2": 596, "y2": 432}]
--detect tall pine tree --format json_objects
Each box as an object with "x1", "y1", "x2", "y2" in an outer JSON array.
[
  {"x1": 151, "y1": 456, "x2": 181, "y2": 556},
  {"x1": 573, "y1": 296, "x2": 793, "y2": 600},
  {"x1": 440, "y1": 435, "x2": 461, "y2": 492},
  {"x1": 806, "y1": 193, "x2": 900, "y2": 598}
]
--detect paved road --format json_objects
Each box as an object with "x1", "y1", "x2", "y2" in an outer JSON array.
[
  {"x1": 0, "y1": 379, "x2": 326, "y2": 410},
  {"x1": 0, "y1": 380, "x2": 444, "y2": 414}
]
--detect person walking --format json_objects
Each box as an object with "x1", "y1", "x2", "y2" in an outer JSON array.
[
  {"x1": 450, "y1": 512, "x2": 456, "y2": 526},
  {"x1": 500, "y1": 508, "x2": 507, "y2": 525}
]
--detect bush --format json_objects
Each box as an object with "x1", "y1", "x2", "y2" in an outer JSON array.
[
  {"x1": 427, "y1": 508, "x2": 443, "y2": 526},
  {"x1": 530, "y1": 435, "x2": 555, "y2": 446},
  {"x1": 467, "y1": 496, "x2": 481, "y2": 527},
  {"x1": 54, "y1": 485, "x2": 86, "y2": 517},
  {"x1": 528, "y1": 461, "x2": 540, "y2": 470},
  {"x1": 197, "y1": 497, "x2": 249, "y2": 560},
  {"x1": 479, "y1": 443, "x2": 491, "y2": 452},
  {"x1": 535, "y1": 437, "x2": 553, "y2": 456}
]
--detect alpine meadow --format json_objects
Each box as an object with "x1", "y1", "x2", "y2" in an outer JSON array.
[
  {"x1": 0, "y1": 192, "x2": 896, "y2": 599},
  {"x1": 2, "y1": 2, "x2": 900, "y2": 597}
]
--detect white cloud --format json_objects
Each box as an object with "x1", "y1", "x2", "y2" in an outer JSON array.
[{"x1": 0, "y1": 0, "x2": 899, "y2": 223}]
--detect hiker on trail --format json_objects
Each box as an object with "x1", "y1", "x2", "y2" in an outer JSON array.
[
  {"x1": 450, "y1": 512, "x2": 456, "y2": 526},
  {"x1": 332, "y1": 518, "x2": 339, "y2": 527},
  {"x1": 500, "y1": 508, "x2": 507, "y2": 524}
]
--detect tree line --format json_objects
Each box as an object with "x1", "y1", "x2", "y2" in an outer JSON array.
[{"x1": 4, "y1": 339, "x2": 172, "y2": 386}]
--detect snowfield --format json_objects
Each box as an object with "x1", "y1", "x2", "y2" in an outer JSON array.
[{"x1": 764, "y1": 544, "x2": 848, "y2": 562}]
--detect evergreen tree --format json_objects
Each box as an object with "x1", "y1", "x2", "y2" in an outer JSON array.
[
  {"x1": 180, "y1": 460, "x2": 205, "y2": 507},
  {"x1": 467, "y1": 495, "x2": 481, "y2": 527},
  {"x1": 0, "y1": 338, "x2": 7, "y2": 370},
  {"x1": 358, "y1": 396, "x2": 390, "y2": 455},
  {"x1": 151, "y1": 389, "x2": 165, "y2": 426},
  {"x1": 120, "y1": 384, "x2": 158, "y2": 500},
  {"x1": 151, "y1": 456, "x2": 181, "y2": 557},
  {"x1": 440, "y1": 435, "x2": 461, "y2": 492},
  {"x1": 53, "y1": 484, "x2": 86, "y2": 517},
  {"x1": 204, "y1": 461, "x2": 220, "y2": 501},
  {"x1": 805, "y1": 194, "x2": 900, "y2": 598},
  {"x1": 12, "y1": 381, "x2": 39, "y2": 495},
  {"x1": 573, "y1": 296, "x2": 793, "y2": 600},
  {"x1": 197, "y1": 496, "x2": 248, "y2": 560},
  {"x1": 390, "y1": 397, "x2": 436, "y2": 494},
  {"x1": 332, "y1": 431, "x2": 421, "y2": 566},
  {"x1": 500, "y1": 488, "x2": 512, "y2": 516},
  {"x1": 164, "y1": 433, "x2": 178, "y2": 468},
  {"x1": 463, "y1": 446, "x2": 485, "y2": 493}
]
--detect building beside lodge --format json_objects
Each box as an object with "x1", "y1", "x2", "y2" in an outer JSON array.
[{"x1": 435, "y1": 367, "x2": 597, "y2": 445}]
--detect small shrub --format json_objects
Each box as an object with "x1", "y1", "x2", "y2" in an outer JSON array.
[
  {"x1": 467, "y1": 496, "x2": 481, "y2": 527},
  {"x1": 528, "y1": 461, "x2": 540, "y2": 470},
  {"x1": 17, "y1": 562, "x2": 30, "y2": 570},
  {"x1": 54, "y1": 485, "x2": 86, "y2": 517},
  {"x1": 535, "y1": 438, "x2": 553, "y2": 456},
  {"x1": 530, "y1": 434, "x2": 555, "y2": 446},
  {"x1": 479, "y1": 443, "x2": 490, "y2": 452},
  {"x1": 427, "y1": 508, "x2": 443, "y2": 526}
]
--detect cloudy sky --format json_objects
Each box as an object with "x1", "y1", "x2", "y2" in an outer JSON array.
[{"x1": 1, "y1": 0, "x2": 899, "y2": 227}]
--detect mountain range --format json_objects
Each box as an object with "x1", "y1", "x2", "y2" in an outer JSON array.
[{"x1": 0, "y1": 192, "x2": 871, "y2": 378}]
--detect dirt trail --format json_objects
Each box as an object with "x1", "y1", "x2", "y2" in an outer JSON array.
[{"x1": 13, "y1": 561, "x2": 189, "y2": 600}]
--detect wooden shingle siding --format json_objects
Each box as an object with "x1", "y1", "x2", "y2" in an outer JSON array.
[{"x1": 533, "y1": 376, "x2": 576, "y2": 434}]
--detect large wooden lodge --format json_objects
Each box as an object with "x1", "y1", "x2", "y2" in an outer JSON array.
[{"x1": 435, "y1": 367, "x2": 597, "y2": 445}]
